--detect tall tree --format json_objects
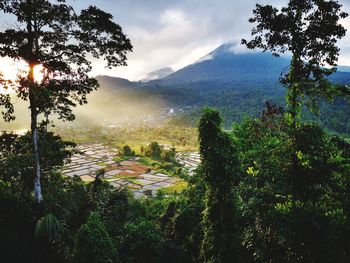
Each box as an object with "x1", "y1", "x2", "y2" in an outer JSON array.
[
  {"x1": 198, "y1": 108, "x2": 241, "y2": 263},
  {"x1": 0, "y1": 0, "x2": 132, "y2": 202},
  {"x1": 242, "y1": 0, "x2": 349, "y2": 206},
  {"x1": 242, "y1": 0, "x2": 348, "y2": 129}
]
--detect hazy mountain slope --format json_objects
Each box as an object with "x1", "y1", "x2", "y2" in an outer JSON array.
[
  {"x1": 0, "y1": 76, "x2": 163, "y2": 131},
  {"x1": 72, "y1": 79, "x2": 163, "y2": 127},
  {"x1": 1, "y1": 44, "x2": 349, "y2": 133},
  {"x1": 91, "y1": 43, "x2": 350, "y2": 132},
  {"x1": 337, "y1": 66, "x2": 350, "y2": 72},
  {"x1": 95, "y1": 75, "x2": 140, "y2": 90}
]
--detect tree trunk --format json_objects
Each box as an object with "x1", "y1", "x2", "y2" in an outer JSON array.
[
  {"x1": 24, "y1": 0, "x2": 43, "y2": 203},
  {"x1": 32, "y1": 111, "x2": 42, "y2": 202},
  {"x1": 29, "y1": 64, "x2": 43, "y2": 203},
  {"x1": 288, "y1": 54, "x2": 302, "y2": 203}
]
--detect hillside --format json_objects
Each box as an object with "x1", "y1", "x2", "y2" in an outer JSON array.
[{"x1": 98, "y1": 43, "x2": 350, "y2": 132}]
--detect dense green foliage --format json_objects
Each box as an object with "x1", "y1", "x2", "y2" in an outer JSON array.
[
  {"x1": 1, "y1": 0, "x2": 350, "y2": 262},
  {"x1": 143, "y1": 142, "x2": 176, "y2": 163},
  {"x1": 73, "y1": 212, "x2": 117, "y2": 263},
  {"x1": 121, "y1": 145, "x2": 135, "y2": 157},
  {"x1": 234, "y1": 111, "x2": 350, "y2": 262},
  {"x1": 1, "y1": 105, "x2": 350, "y2": 262}
]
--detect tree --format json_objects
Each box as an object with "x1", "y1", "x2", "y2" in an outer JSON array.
[
  {"x1": 145, "y1": 141, "x2": 162, "y2": 159},
  {"x1": 162, "y1": 174, "x2": 206, "y2": 262},
  {"x1": 118, "y1": 219, "x2": 164, "y2": 263},
  {"x1": 242, "y1": 0, "x2": 349, "y2": 213},
  {"x1": 161, "y1": 147, "x2": 176, "y2": 162},
  {"x1": 198, "y1": 108, "x2": 241, "y2": 263},
  {"x1": 34, "y1": 213, "x2": 65, "y2": 261},
  {"x1": 234, "y1": 106, "x2": 350, "y2": 262},
  {"x1": 121, "y1": 145, "x2": 135, "y2": 156},
  {"x1": 73, "y1": 212, "x2": 117, "y2": 263},
  {"x1": 242, "y1": 0, "x2": 348, "y2": 129},
  {"x1": 0, "y1": 0, "x2": 132, "y2": 202}
]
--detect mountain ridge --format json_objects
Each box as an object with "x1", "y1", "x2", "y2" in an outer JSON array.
[{"x1": 135, "y1": 43, "x2": 350, "y2": 87}]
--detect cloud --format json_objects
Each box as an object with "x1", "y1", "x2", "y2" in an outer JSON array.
[{"x1": 89, "y1": 0, "x2": 283, "y2": 80}]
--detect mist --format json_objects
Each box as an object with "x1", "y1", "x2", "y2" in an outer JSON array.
[{"x1": 0, "y1": 77, "x2": 168, "y2": 133}]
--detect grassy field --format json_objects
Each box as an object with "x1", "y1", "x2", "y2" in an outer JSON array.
[{"x1": 55, "y1": 124, "x2": 199, "y2": 152}]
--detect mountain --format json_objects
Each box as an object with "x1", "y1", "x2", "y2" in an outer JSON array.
[
  {"x1": 97, "y1": 43, "x2": 350, "y2": 89},
  {"x1": 155, "y1": 43, "x2": 289, "y2": 85},
  {"x1": 90, "y1": 43, "x2": 350, "y2": 133},
  {"x1": 95, "y1": 75, "x2": 139, "y2": 90},
  {"x1": 337, "y1": 66, "x2": 350, "y2": 72},
  {"x1": 142, "y1": 67, "x2": 174, "y2": 81},
  {"x1": 149, "y1": 43, "x2": 350, "y2": 87}
]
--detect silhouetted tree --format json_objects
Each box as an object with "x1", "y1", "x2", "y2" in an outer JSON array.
[{"x1": 0, "y1": 0, "x2": 132, "y2": 202}]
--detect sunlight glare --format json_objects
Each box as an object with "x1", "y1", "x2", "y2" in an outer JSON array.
[
  {"x1": 0, "y1": 59, "x2": 45, "y2": 94},
  {"x1": 33, "y1": 64, "x2": 45, "y2": 83}
]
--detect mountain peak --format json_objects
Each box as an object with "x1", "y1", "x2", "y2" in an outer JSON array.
[
  {"x1": 211, "y1": 42, "x2": 235, "y2": 55},
  {"x1": 196, "y1": 43, "x2": 235, "y2": 63}
]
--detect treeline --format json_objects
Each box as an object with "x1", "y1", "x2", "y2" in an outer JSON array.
[{"x1": 168, "y1": 94, "x2": 350, "y2": 134}]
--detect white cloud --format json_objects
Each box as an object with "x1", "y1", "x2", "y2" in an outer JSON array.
[{"x1": 94, "y1": 7, "x2": 220, "y2": 80}]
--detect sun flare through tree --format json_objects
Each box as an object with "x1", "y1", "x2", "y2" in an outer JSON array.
[{"x1": 0, "y1": 0, "x2": 132, "y2": 202}]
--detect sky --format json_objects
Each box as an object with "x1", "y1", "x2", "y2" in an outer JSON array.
[
  {"x1": 1, "y1": 0, "x2": 350, "y2": 81},
  {"x1": 80, "y1": 0, "x2": 290, "y2": 80}
]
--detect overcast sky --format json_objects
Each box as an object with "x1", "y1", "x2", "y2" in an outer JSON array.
[
  {"x1": 81, "y1": 0, "x2": 291, "y2": 80},
  {"x1": 2, "y1": 0, "x2": 350, "y2": 80}
]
